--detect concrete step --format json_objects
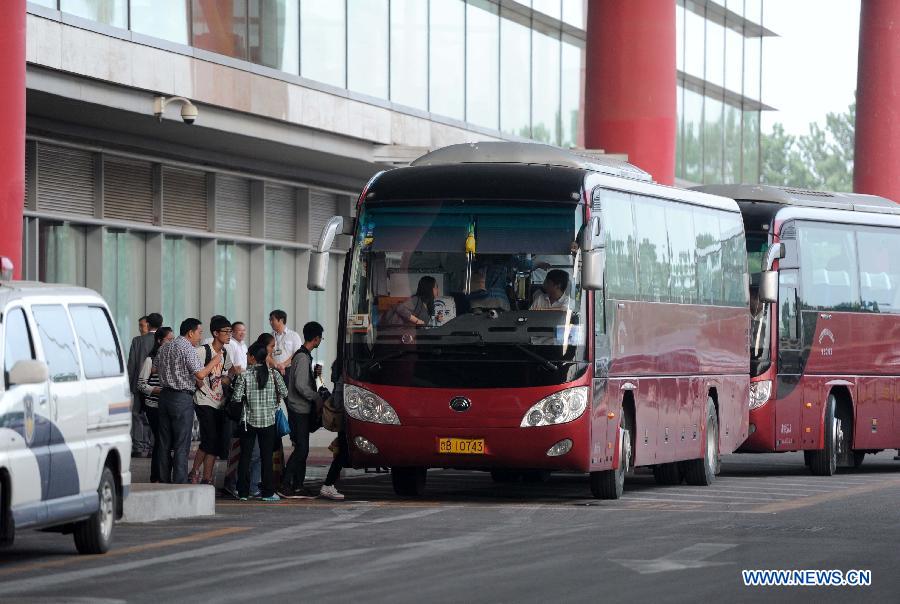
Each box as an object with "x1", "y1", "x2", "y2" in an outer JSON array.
[{"x1": 123, "y1": 484, "x2": 215, "y2": 523}]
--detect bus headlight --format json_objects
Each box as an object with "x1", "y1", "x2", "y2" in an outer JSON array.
[
  {"x1": 520, "y1": 387, "x2": 589, "y2": 427},
  {"x1": 345, "y1": 385, "x2": 401, "y2": 425},
  {"x1": 749, "y1": 380, "x2": 772, "y2": 410}
]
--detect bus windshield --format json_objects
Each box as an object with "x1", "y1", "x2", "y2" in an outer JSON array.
[
  {"x1": 344, "y1": 200, "x2": 588, "y2": 388},
  {"x1": 747, "y1": 231, "x2": 772, "y2": 377}
]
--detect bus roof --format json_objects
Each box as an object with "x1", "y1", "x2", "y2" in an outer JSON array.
[
  {"x1": 411, "y1": 142, "x2": 653, "y2": 183},
  {"x1": 692, "y1": 184, "x2": 900, "y2": 215}
]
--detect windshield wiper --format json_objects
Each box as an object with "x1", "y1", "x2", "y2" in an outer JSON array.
[{"x1": 511, "y1": 344, "x2": 561, "y2": 372}]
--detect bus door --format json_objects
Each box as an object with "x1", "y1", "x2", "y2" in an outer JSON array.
[{"x1": 776, "y1": 269, "x2": 804, "y2": 450}]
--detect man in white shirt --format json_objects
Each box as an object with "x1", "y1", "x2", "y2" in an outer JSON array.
[
  {"x1": 226, "y1": 321, "x2": 248, "y2": 372},
  {"x1": 530, "y1": 269, "x2": 571, "y2": 310},
  {"x1": 269, "y1": 309, "x2": 303, "y2": 373}
]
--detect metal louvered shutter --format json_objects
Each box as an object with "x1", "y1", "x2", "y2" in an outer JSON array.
[
  {"x1": 216, "y1": 175, "x2": 251, "y2": 236},
  {"x1": 265, "y1": 185, "x2": 296, "y2": 241},
  {"x1": 162, "y1": 167, "x2": 208, "y2": 230},
  {"x1": 104, "y1": 158, "x2": 154, "y2": 224},
  {"x1": 310, "y1": 190, "x2": 338, "y2": 244},
  {"x1": 37, "y1": 144, "x2": 95, "y2": 216},
  {"x1": 24, "y1": 143, "x2": 33, "y2": 207}
]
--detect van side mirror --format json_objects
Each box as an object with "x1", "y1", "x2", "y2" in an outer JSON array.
[
  {"x1": 759, "y1": 242, "x2": 785, "y2": 303},
  {"x1": 307, "y1": 216, "x2": 344, "y2": 291},
  {"x1": 8, "y1": 359, "x2": 49, "y2": 386}
]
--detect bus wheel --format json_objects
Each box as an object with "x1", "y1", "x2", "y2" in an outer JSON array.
[
  {"x1": 808, "y1": 394, "x2": 840, "y2": 476},
  {"x1": 73, "y1": 467, "x2": 116, "y2": 555},
  {"x1": 590, "y1": 426, "x2": 630, "y2": 499},
  {"x1": 852, "y1": 451, "x2": 865, "y2": 468},
  {"x1": 653, "y1": 463, "x2": 682, "y2": 485},
  {"x1": 684, "y1": 397, "x2": 719, "y2": 486},
  {"x1": 490, "y1": 470, "x2": 521, "y2": 483},
  {"x1": 391, "y1": 467, "x2": 426, "y2": 497}
]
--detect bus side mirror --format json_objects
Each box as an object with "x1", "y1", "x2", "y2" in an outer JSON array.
[
  {"x1": 581, "y1": 216, "x2": 603, "y2": 252},
  {"x1": 307, "y1": 216, "x2": 344, "y2": 291},
  {"x1": 582, "y1": 248, "x2": 605, "y2": 291},
  {"x1": 758, "y1": 242, "x2": 785, "y2": 303}
]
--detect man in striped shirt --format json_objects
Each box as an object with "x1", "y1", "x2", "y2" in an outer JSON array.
[{"x1": 154, "y1": 318, "x2": 223, "y2": 484}]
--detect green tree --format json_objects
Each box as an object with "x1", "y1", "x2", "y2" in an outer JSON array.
[{"x1": 761, "y1": 102, "x2": 855, "y2": 192}]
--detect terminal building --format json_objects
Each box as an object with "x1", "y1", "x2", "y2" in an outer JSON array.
[{"x1": 2, "y1": 0, "x2": 775, "y2": 365}]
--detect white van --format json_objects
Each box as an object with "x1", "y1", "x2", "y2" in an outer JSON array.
[{"x1": 0, "y1": 282, "x2": 131, "y2": 554}]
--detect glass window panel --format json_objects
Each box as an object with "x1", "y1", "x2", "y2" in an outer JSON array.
[
  {"x1": 191, "y1": 0, "x2": 249, "y2": 60},
  {"x1": 676, "y1": 84, "x2": 684, "y2": 179},
  {"x1": 798, "y1": 223, "x2": 860, "y2": 311},
  {"x1": 694, "y1": 208, "x2": 723, "y2": 304},
  {"x1": 249, "y1": 0, "x2": 299, "y2": 73},
  {"x1": 703, "y1": 95, "x2": 724, "y2": 184},
  {"x1": 131, "y1": 0, "x2": 190, "y2": 44},
  {"x1": 723, "y1": 103, "x2": 741, "y2": 182},
  {"x1": 4, "y1": 308, "x2": 35, "y2": 382},
  {"x1": 684, "y1": 8, "x2": 705, "y2": 79},
  {"x1": 724, "y1": 24, "x2": 743, "y2": 94},
  {"x1": 634, "y1": 196, "x2": 671, "y2": 302},
  {"x1": 60, "y1": 0, "x2": 127, "y2": 28},
  {"x1": 31, "y1": 305, "x2": 81, "y2": 382},
  {"x1": 601, "y1": 190, "x2": 637, "y2": 299},
  {"x1": 727, "y1": 0, "x2": 744, "y2": 17},
  {"x1": 390, "y1": 0, "x2": 428, "y2": 109},
  {"x1": 676, "y1": 3, "x2": 685, "y2": 72},
  {"x1": 429, "y1": 0, "x2": 465, "y2": 120},
  {"x1": 500, "y1": 15, "x2": 531, "y2": 137},
  {"x1": 857, "y1": 227, "x2": 900, "y2": 313},
  {"x1": 348, "y1": 0, "x2": 388, "y2": 98},
  {"x1": 720, "y1": 212, "x2": 747, "y2": 305},
  {"x1": 742, "y1": 109, "x2": 760, "y2": 183},
  {"x1": 683, "y1": 87, "x2": 703, "y2": 182},
  {"x1": 666, "y1": 202, "x2": 697, "y2": 304},
  {"x1": 560, "y1": 40, "x2": 582, "y2": 148},
  {"x1": 744, "y1": 0, "x2": 762, "y2": 24},
  {"x1": 301, "y1": 0, "x2": 346, "y2": 87},
  {"x1": 532, "y1": 29, "x2": 561, "y2": 144},
  {"x1": 30, "y1": 0, "x2": 56, "y2": 7},
  {"x1": 215, "y1": 242, "x2": 251, "y2": 323},
  {"x1": 162, "y1": 236, "x2": 201, "y2": 328},
  {"x1": 465, "y1": 1, "x2": 500, "y2": 129},
  {"x1": 39, "y1": 223, "x2": 87, "y2": 287},
  {"x1": 102, "y1": 230, "x2": 147, "y2": 352},
  {"x1": 705, "y1": 18, "x2": 725, "y2": 87},
  {"x1": 264, "y1": 247, "x2": 297, "y2": 330},
  {"x1": 69, "y1": 305, "x2": 123, "y2": 378},
  {"x1": 743, "y1": 36, "x2": 761, "y2": 101},
  {"x1": 561, "y1": 0, "x2": 584, "y2": 28},
  {"x1": 532, "y1": 0, "x2": 560, "y2": 20}
]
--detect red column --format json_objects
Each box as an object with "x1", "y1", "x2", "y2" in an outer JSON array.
[
  {"x1": 584, "y1": 0, "x2": 676, "y2": 185},
  {"x1": 0, "y1": 1, "x2": 26, "y2": 277},
  {"x1": 855, "y1": 1, "x2": 900, "y2": 201}
]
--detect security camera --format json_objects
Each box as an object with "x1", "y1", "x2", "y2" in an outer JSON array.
[{"x1": 153, "y1": 95, "x2": 198, "y2": 125}]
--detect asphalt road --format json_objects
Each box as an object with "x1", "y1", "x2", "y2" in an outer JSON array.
[{"x1": 2, "y1": 451, "x2": 900, "y2": 603}]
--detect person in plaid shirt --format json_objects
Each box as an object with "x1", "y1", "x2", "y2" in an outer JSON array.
[{"x1": 231, "y1": 341, "x2": 288, "y2": 501}]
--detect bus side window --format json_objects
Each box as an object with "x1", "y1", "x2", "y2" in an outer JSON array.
[
  {"x1": 778, "y1": 270, "x2": 802, "y2": 373},
  {"x1": 594, "y1": 291, "x2": 610, "y2": 376}
]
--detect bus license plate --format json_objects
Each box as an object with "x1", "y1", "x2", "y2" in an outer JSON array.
[{"x1": 438, "y1": 438, "x2": 485, "y2": 455}]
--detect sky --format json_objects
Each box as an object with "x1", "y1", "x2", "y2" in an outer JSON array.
[{"x1": 761, "y1": 0, "x2": 861, "y2": 136}]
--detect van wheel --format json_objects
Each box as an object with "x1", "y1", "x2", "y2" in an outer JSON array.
[
  {"x1": 653, "y1": 462, "x2": 683, "y2": 485},
  {"x1": 73, "y1": 467, "x2": 116, "y2": 555},
  {"x1": 391, "y1": 467, "x2": 426, "y2": 497},
  {"x1": 684, "y1": 398, "x2": 719, "y2": 486},
  {"x1": 808, "y1": 395, "x2": 841, "y2": 476}
]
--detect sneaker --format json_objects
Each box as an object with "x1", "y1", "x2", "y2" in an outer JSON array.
[
  {"x1": 219, "y1": 486, "x2": 240, "y2": 500},
  {"x1": 319, "y1": 485, "x2": 345, "y2": 501},
  {"x1": 260, "y1": 494, "x2": 281, "y2": 502},
  {"x1": 279, "y1": 486, "x2": 316, "y2": 499},
  {"x1": 239, "y1": 496, "x2": 249, "y2": 501}
]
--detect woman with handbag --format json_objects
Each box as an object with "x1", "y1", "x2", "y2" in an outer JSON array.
[{"x1": 231, "y1": 342, "x2": 288, "y2": 502}]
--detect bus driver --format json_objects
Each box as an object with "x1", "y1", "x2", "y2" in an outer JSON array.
[{"x1": 530, "y1": 269, "x2": 570, "y2": 310}]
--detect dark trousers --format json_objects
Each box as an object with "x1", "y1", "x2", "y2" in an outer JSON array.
[
  {"x1": 281, "y1": 408, "x2": 311, "y2": 490},
  {"x1": 144, "y1": 405, "x2": 164, "y2": 482},
  {"x1": 324, "y1": 431, "x2": 350, "y2": 486},
  {"x1": 158, "y1": 389, "x2": 195, "y2": 484},
  {"x1": 238, "y1": 424, "x2": 277, "y2": 497}
]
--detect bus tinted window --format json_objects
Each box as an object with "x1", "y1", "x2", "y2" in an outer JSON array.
[
  {"x1": 857, "y1": 227, "x2": 900, "y2": 313},
  {"x1": 694, "y1": 208, "x2": 723, "y2": 305},
  {"x1": 720, "y1": 212, "x2": 748, "y2": 306},
  {"x1": 602, "y1": 190, "x2": 638, "y2": 299},
  {"x1": 633, "y1": 195, "x2": 671, "y2": 302},
  {"x1": 666, "y1": 202, "x2": 697, "y2": 304},
  {"x1": 798, "y1": 222, "x2": 860, "y2": 311}
]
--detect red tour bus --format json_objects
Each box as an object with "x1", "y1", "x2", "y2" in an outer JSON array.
[
  {"x1": 310, "y1": 143, "x2": 750, "y2": 499},
  {"x1": 696, "y1": 184, "x2": 900, "y2": 475}
]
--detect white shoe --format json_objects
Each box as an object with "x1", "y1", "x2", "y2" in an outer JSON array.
[{"x1": 319, "y1": 484, "x2": 345, "y2": 500}]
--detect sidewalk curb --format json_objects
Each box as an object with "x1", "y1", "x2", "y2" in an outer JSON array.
[{"x1": 122, "y1": 484, "x2": 216, "y2": 523}]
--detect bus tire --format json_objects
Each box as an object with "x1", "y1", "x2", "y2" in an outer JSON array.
[
  {"x1": 653, "y1": 463, "x2": 682, "y2": 485},
  {"x1": 852, "y1": 451, "x2": 865, "y2": 468},
  {"x1": 391, "y1": 467, "x2": 426, "y2": 497},
  {"x1": 73, "y1": 467, "x2": 116, "y2": 555},
  {"x1": 684, "y1": 398, "x2": 719, "y2": 486},
  {"x1": 591, "y1": 425, "x2": 630, "y2": 499},
  {"x1": 808, "y1": 395, "x2": 840, "y2": 476}
]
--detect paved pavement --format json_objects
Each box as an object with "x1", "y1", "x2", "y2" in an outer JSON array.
[{"x1": 2, "y1": 451, "x2": 899, "y2": 603}]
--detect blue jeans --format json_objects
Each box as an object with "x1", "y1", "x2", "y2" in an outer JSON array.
[{"x1": 158, "y1": 389, "x2": 195, "y2": 484}]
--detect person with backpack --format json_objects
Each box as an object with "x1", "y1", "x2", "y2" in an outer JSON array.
[
  {"x1": 232, "y1": 342, "x2": 288, "y2": 501},
  {"x1": 188, "y1": 316, "x2": 234, "y2": 485},
  {"x1": 278, "y1": 321, "x2": 324, "y2": 499}
]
